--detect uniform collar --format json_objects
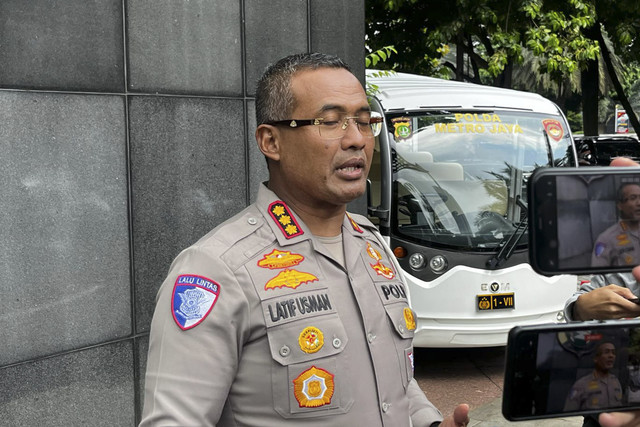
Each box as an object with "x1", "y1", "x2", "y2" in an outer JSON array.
[{"x1": 256, "y1": 183, "x2": 375, "y2": 247}]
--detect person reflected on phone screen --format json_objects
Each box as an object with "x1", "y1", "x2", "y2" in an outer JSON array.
[
  {"x1": 592, "y1": 182, "x2": 640, "y2": 268},
  {"x1": 564, "y1": 342, "x2": 623, "y2": 412}
]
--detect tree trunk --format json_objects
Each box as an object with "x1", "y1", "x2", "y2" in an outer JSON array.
[
  {"x1": 495, "y1": 62, "x2": 513, "y2": 89},
  {"x1": 456, "y1": 33, "x2": 464, "y2": 81},
  {"x1": 581, "y1": 60, "x2": 599, "y2": 136},
  {"x1": 597, "y1": 25, "x2": 640, "y2": 135}
]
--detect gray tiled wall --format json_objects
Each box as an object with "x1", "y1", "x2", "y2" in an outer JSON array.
[{"x1": 0, "y1": 0, "x2": 364, "y2": 425}]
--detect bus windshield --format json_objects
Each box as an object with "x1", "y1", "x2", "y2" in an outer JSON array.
[{"x1": 391, "y1": 110, "x2": 575, "y2": 251}]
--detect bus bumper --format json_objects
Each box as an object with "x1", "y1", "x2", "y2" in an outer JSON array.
[{"x1": 405, "y1": 263, "x2": 578, "y2": 348}]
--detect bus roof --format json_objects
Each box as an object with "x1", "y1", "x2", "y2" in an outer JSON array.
[{"x1": 367, "y1": 70, "x2": 561, "y2": 116}]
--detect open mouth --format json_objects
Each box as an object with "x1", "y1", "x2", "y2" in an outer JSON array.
[
  {"x1": 336, "y1": 159, "x2": 365, "y2": 179},
  {"x1": 336, "y1": 158, "x2": 365, "y2": 176},
  {"x1": 337, "y1": 165, "x2": 362, "y2": 173}
]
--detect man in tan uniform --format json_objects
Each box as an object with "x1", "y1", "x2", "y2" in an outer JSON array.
[
  {"x1": 564, "y1": 342, "x2": 623, "y2": 413},
  {"x1": 139, "y1": 53, "x2": 469, "y2": 426},
  {"x1": 592, "y1": 182, "x2": 640, "y2": 268}
]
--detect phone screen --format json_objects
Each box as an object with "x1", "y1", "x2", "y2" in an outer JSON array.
[
  {"x1": 503, "y1": 321, "x2": 640, "y2": 420},
  {"x1": 528, "y1": 166, "x2": 640, "y2": 275}
]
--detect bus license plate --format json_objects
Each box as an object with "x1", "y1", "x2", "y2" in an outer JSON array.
[{"x1": 477, "y1": 293, "x2": 515, "y2": 311}]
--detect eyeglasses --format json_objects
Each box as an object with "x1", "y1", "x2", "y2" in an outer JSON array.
[{"x1": 266, "y1": 111, "x2": 383, "y2": 139}]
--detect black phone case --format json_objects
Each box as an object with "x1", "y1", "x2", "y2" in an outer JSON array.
[
  {"x1": 503, "y1": 320, "x2": 640, "y2": 421},
  {"x1": 528, "y1": 166, "x2": 640, "y2": 276}
]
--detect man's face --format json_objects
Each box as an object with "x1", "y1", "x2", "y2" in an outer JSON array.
[
  {"x1": 273, "y1": 68, "x2": 374, "y2": 209},
  {"x1": 618, "y1": 184, "x2": 640, "y2": 221},
  {"x1": 594, "y1": 343, "x2": 616, "y2": 373}
]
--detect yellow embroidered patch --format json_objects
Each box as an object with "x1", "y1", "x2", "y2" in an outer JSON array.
[
  {"x1": 264, "y1": 269, "x2": 318, "y2": 290},
  {"x1": 371, "y1": 261, "x2": 395, "y2": 280},
  {"x1": 298, "y1": 326, "x2": 324, "y2": 354},
  {"x1": 293, "y1": 366, "x2": 334, "y2": 408},
  {"x1": 257, "y1": 249, "x2": 304, "y2": 269},
  {"x1": 366, "y1": 242, "x2": 382, "y2": 261},
  {"x1": 403, "y1": 307, "x2": 416, "y2": 331},
  {"x1": 269, "y1": 201, "x2": 304, "y2": 238},
  {"x1": 346, "y1": 212, "x2": 363, "y2": 233}
]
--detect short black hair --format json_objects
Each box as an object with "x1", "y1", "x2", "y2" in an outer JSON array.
[{"x1": 255, "y1": 53, "x2": 352, "y2": 126}]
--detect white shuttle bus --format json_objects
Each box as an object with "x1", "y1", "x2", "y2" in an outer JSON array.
[{"x1": 366, "y1": 71, "x2": 579, "y2": 347}]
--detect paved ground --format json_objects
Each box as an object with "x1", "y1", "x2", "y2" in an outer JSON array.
[{"x1": 414, "y1": 347, "x2": 584, "y2": 426}]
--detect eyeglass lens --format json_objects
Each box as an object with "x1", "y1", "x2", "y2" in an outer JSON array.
[{"x1": 318, "y1": 113, "x2": 382, "y2": 139}]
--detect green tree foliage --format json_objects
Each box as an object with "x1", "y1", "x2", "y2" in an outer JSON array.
[
  {"x1": 366, "y1": 0, "x2": 598, "y2": 87},
  {"x1": 365, "y1": 46, "x2": 398, "y2": 95},
  {"x1": 366, "y1": 0, "x2": 640, "y2": 134}
]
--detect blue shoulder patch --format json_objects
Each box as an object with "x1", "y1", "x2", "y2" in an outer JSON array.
[
  {"x1": 594, "y1": 242, "x2": 606, "y2": 257},
  {"x1": 171, "y1": 274, "x2": 221, "y2": 331}
]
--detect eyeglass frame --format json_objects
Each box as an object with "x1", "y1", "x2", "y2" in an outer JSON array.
[{"x1": 265, "y1": 112, "x2": 383, "y2": 139}]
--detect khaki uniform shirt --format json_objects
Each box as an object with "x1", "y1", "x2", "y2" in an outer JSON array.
[
  {"x1": 592, "y1": 221, "x2": 640, "y2": 267},
  {"x1": 140, "y1": 184, "x2": 442, "y2": 427},
  {"x1": 563, "y1": 371, "x2": 622, "y2": 411}
]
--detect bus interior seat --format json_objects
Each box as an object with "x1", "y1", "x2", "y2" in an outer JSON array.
[{"x1": 397, "y1": 150, "x2": 463, "y2": 181}]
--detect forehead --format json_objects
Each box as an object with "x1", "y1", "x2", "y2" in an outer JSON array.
[
  {"x1": 622, "y1": 184, "x2": 640, "y2": 195},
  {"x1": 597, "y1": 343, "x2": 615, "y2": 352},
  {"x1": 289, "y1": 68, "x2": 368, "y2": 114}
]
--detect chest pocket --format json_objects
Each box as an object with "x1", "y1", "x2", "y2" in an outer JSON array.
[
  {"x1": 384, "y1": 302, "x2": 416, "y2": 390},
  {"x1": 262, "y1": 293, "x2": 354, "y2": 418}
]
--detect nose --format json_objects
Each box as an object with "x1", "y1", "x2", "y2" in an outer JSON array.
[{"x1": 340, "y1": 118, "x2": 367, "y2": 149}]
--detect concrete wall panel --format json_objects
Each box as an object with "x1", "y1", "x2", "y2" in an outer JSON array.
[
  {"x1": 244, "y1": 0, "x2": 308, "y2": 96},
  {"x1": 0, "y1": 0, "x2": 124, "y2": 92},
  {"x1": 126, "y1": 0, "x2": 242, "y2": 96},
  {"x1": 0, "y1": 341, "x2": 135, "y2": 427},
  {"x1": 0, "y1": 0, "x2": 365, "y2": 424},
  {"x1": 129, "y1": 96, "x2": 246, "y2": 331},
  {"x1": 0, "y1": 92, "x2": 130, "y2": 366}
]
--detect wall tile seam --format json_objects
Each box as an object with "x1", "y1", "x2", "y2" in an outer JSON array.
[
  {"x1": 0, "y1": 88, "x2": 256, "y2": 102},
  {"x1": 0, "y1": 334, "x2": 148, "y2": 371}
]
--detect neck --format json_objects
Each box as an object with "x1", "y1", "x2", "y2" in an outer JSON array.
[{"x1": 624, "y1": 220, "x2": 640, "y2": 230}]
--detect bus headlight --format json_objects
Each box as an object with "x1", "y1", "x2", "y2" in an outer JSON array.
[
  {"x1": 408, "y1": 253, "x2": 426, "y2": 269},
  {"x1": 429, "y1": 255, "x2": 448, "y2": 273}
]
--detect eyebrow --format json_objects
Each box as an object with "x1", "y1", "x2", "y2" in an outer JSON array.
[{"x1": 317, "y1": 104, "x2": 372, "y2": 115}]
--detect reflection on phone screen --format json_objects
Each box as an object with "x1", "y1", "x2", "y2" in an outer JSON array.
[
  {"x1": 507, "y1": 326, "x2": 640, "y2": 419},
  {"x1": 555, "y1": 174, "x2": 640, "y2": 270}
]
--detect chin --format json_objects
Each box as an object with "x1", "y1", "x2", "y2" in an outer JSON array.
[{"x1": 341, "y1": 187, "x2": 366, "y2": 203}]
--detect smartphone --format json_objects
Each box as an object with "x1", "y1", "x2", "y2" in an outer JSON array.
[
  {"x1": 503, "y1": 320, "x2": 640, "y2": 421},
  {"x1": 528, "y1": 166, "x2": 640, "y2": 276}
]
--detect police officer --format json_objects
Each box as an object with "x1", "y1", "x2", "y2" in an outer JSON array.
[
  {"x1": 564, "y1": 342, "x2": 622, "y2": 414},
  {"x1": 592, "y1": 182, "x2": 640, "y2": 268},
  {"x1": 139, "y1": 53, "x2": 469, "y2": 427}
]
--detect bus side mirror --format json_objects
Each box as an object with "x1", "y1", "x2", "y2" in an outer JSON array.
[{"x1": 367, "y1": 179, "x2": 389, "y2": 220}]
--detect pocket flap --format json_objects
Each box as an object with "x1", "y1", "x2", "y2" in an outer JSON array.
[
  {"x1": 266, "y1": 314, "x2": 348, "y2": 366},
  {"x1": 385, "y1": 303, "x2": 416, "y2": 339}
]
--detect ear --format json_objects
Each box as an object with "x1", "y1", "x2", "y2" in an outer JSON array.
[{"x1": 256, "y1": 124, "x2": 281, "y2": 162}]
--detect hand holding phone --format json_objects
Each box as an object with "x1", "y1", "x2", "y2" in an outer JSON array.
[
  {"x1": 573, "y1": 285, "x2": 640, "y2": 320},
  {"x1": 599, "y1": 410, "x2": 640, "y2": 426}
]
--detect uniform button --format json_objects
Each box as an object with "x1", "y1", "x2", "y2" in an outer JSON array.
[
  {"x1": 382, "y1": 402, "x2": 390, "y2": 412},
  {"x1": 279, "y1": 345, "x2": 290, "y2": 357},
  {"x1": 247, "y1": 217, "x2": 257, "y2": 225},
  {"x1": 367, "y1": 332, "x2": 376, "y2": 343},
  {"x1": 332, "y1": 337, "x2": 342, "y2": 348},
  {"x1": 399, "y1": 324, "x2": 406, "y2": 333}
]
